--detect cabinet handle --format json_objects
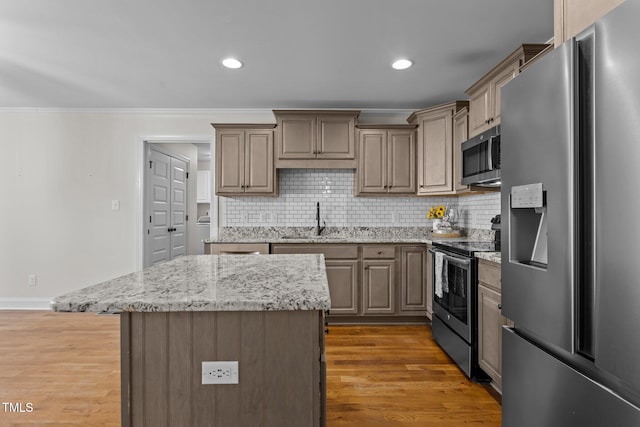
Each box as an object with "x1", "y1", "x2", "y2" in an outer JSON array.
[
  {"x1": 490, "y1": 118, "x2": 494, "y2": 123},
  {"x1": 377, "y1": 251, "x2": 382, "y2": 255},
  {"x1": 498, "y1": 303, "x2": 502, "y2": 310},
  {"x1": 364, "y1": 266, "x2": 369, "y2": 270}
]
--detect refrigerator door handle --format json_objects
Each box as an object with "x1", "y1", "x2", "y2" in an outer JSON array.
[{"x1": 575, "y1": 30, "x2": 596, "y2": 359}]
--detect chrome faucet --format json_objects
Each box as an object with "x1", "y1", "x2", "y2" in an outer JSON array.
[{"x1": 316, "y1": 202, "x2": 326, "y2": 236}]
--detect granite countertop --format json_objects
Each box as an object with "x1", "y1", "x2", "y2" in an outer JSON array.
[
  {"x1": 475, "y1": 252, "x2": 501, "y2": 264},
  {"x1": 51, "y1": 254, "x2": 331, "y2": 313},
  {"x1": 204, "y1": 226, "x2": 495, "y2": 246}
]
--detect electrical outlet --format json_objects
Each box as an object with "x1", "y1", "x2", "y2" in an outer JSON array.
[
  {"x1": 28, "y1": 274, "x2": 37, "y2": 286},
  {"x1": 240, "y1": 212, "x2": 249, "y2": 224},
  {"x1": 391, "y1": 213, "x2": 398, "y2": 224},
  {"x1": 202, "y1": 361, "x2": 239, "y2": 385},
  {"x1": 111, "y1": 200, "x2": 120, "y2": 211}
]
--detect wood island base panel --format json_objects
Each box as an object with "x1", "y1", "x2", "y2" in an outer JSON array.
[{"x1": 120, "y1": 310, "x2": 324, "y2": 427}]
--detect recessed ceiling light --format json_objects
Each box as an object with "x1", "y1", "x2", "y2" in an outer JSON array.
[
  {"x1": 392, "y1": 59, "x2": 413, "y2": 70},
  {"x1": 221, "y1": 57, "x2": 243, "y2": 69}
]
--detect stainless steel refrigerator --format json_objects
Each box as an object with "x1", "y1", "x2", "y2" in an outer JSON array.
[{"x1": 501, "y1": 1, "x2": 640, "y2": 425}]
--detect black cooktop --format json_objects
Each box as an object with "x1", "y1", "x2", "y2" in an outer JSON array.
[{"x1": 432, "y1": 240, "x2": 499, "y2": 257}]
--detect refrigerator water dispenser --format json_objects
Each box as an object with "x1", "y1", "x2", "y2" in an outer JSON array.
[{"x1": 509, "y1": 183, "x2": 548, "y2": 268}]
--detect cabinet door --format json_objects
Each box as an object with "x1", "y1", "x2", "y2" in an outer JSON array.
[
  {"x1": 478, "y1": 283, "x2": 505, "y2": 389},
  {"x1": 197, "y1": 170, "x2": 211, "y2": 203},
  {"x1": 400, "y1": 246, "x2": 427, "y2": 312},
  {"x1": 216, "y1": 130, "x2": 245, "y2": 194},
  {"x1": 387, "y1": 130, "x2": 416, "y2": 194},
  {"x1": 468, "y1": 85, "x2": 491, "y2": 138},
  {"x1": 278, "y1": 115, "x2": 316, "y2": 159},
  {"x1": 555, "y1": 0, "x2": 623, "y2": 46},
  {"x1": 417, "y1": 108, "x2": 454, "y2": 194},
  {"x1": 362, "y1": 260, "x2": 395, "y2": 314},
  {"x1": 491, "y1": 61, "x2": 519, "y2": 128},
  {"x1": 453, "y1": 109, "x2": 470, "y2": 194},
  {"x1": 426, "y1": 245, "x2": 433, "y2": 319},
  {"x1": 244, "y1": 130, "x2": 274, "y2": 194},
  {"x1": 357, "y1": 130, "x2": 387, "y2": 194},
  {"x1": 317, "y1": 115, "x2": 355, "y2": 159},
  {"x1": 325, "y1": 260, "x2": 359, "y2": 315}
]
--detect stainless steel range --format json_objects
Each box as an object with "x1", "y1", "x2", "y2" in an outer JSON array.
[{"x1": 429, "y1": 240, "x2": 497, "y2": 381}]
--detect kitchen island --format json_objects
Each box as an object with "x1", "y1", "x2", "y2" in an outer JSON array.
[{"x1": 52, "y1": 254, "x2": 330, "y2": 427}]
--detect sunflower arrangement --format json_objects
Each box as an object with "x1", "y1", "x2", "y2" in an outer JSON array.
[{"x1": 427, "y1": 205, "x2": 446, "y2": 219}]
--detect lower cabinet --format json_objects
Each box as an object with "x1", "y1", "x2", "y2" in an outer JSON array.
[
  {"x1": 271, "y1": 243, "x2": 428, "y2": 323},
  {"x1": 477, "y1": 258, "x2": 510, "y2": 392},
  {"x1": 324, "y1": 259, "x2": 359, "y2": 315},
  {"x1": 400, "y1": 246, "x2": 428, "y2": 312},
  {"x1": 362, "y1": 259, "x2": 395, "y2": 314}
]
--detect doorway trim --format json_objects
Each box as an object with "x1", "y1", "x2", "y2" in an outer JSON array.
[{"x1": 135, "y1": 134, "x2": 215, "y2": 270}]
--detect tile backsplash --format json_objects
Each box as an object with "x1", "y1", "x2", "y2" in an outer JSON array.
[{"x1": 222, "y1": 169, "x2": 500, "y2": 229}]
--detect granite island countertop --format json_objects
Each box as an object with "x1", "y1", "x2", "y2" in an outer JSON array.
[{"x1": 51, "y1": 254, "x2": 331, "y2": 313}]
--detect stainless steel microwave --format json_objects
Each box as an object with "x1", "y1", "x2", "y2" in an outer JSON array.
[{"x1": 461, "y1": 125, "x2": 501, "y2": 187}]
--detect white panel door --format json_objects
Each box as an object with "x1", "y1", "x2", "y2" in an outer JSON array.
[
  {"x1": 146, "y1": 147, "x2": 189, "y2": 267},
  {"x1": 149, "y1": 149, "x2": 171, "y2": 265},
  {"x1": 170, "y1": 157, "x2": 187, "y2": 259}
]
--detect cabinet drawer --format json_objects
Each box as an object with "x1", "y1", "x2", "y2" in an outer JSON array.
[
  {"x1": 271, "y1": 244, "x2": 358, "y2": 259},
  {"x1": 478, "y1": 259, "x2": 501, "y2": 291},
  {"x1": 206, "y1": 243, "x2": 270, "y2": 255},
  {"x1": 362, "y1": 246, "x2": 395, "y2": 259}
]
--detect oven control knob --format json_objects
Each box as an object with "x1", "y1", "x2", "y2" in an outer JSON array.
[{"x1": 447, "y1": 314, "x2": 451, "y2": 321}]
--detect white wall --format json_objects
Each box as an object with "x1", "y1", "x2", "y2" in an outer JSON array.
[{"x1": 0, "y1": 109, "x2": 275, "y2": 305}]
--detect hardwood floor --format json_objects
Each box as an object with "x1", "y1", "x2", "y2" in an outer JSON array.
[
  {"x1": 0, "y1": 311, "x2": 120, "y2": 426},
  {"x1": 325, "y1": 325, "x2": 501, "y2": 427},
  {"x1": 0, "y1": 312, "x2": 501, "y2": 426}
]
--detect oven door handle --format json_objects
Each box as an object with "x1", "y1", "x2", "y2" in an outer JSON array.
[{"x1": 428, "y1": 248, "x2": 471, "y2": 266}]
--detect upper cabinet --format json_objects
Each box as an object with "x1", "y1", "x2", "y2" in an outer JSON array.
[
  {"x1": 452, "y1": 107, "x2": 470, "y2": 194},
  {"x1": 355, "y1": 125, "x2": 417, "y2": 196},
  {"x1": 465, "y1": 44, "x2": 549, "y2": 138},
  {"x1": 408, "y1": 101, "x2": 468, "y2": 196},
  {"x1": 212, "y1": 124, "x2": 277, "y2": 196},
  {"x1": 554, "y1": 0, "x2": 624, "y2": 47},
  {"x1": 274, "y1": 110, "x2": 359, "y2": 169}
]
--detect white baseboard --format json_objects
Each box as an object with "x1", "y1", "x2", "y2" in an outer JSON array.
[{"x1": 0, "y1": 298, "x2": 53, "y2": 310}]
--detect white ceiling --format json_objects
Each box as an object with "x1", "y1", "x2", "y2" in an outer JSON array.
[{"x1": 0, "y1": 0, "x2": 553, "y2": 109}]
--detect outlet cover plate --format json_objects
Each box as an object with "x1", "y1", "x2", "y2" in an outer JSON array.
[{"x1": 202, "y1": 361, "x2": 239, "y2": 385}]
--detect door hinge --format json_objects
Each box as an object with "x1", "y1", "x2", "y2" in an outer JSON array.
[
  {"x1": 147, "y1": 229, "x2": 149, "y2": 235},
  {"x1": 186, "y1": 172, "x2": 189, "y2": 179},
  {"x1": 149, "y1": 216, "x2": 152, "y2": 223},
  {"x1": 149, "y1": 160, "x2": 153, "y2": 168},
  {"x1": 186, "y1": 215, "x2": 189, "y2": 221}
]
